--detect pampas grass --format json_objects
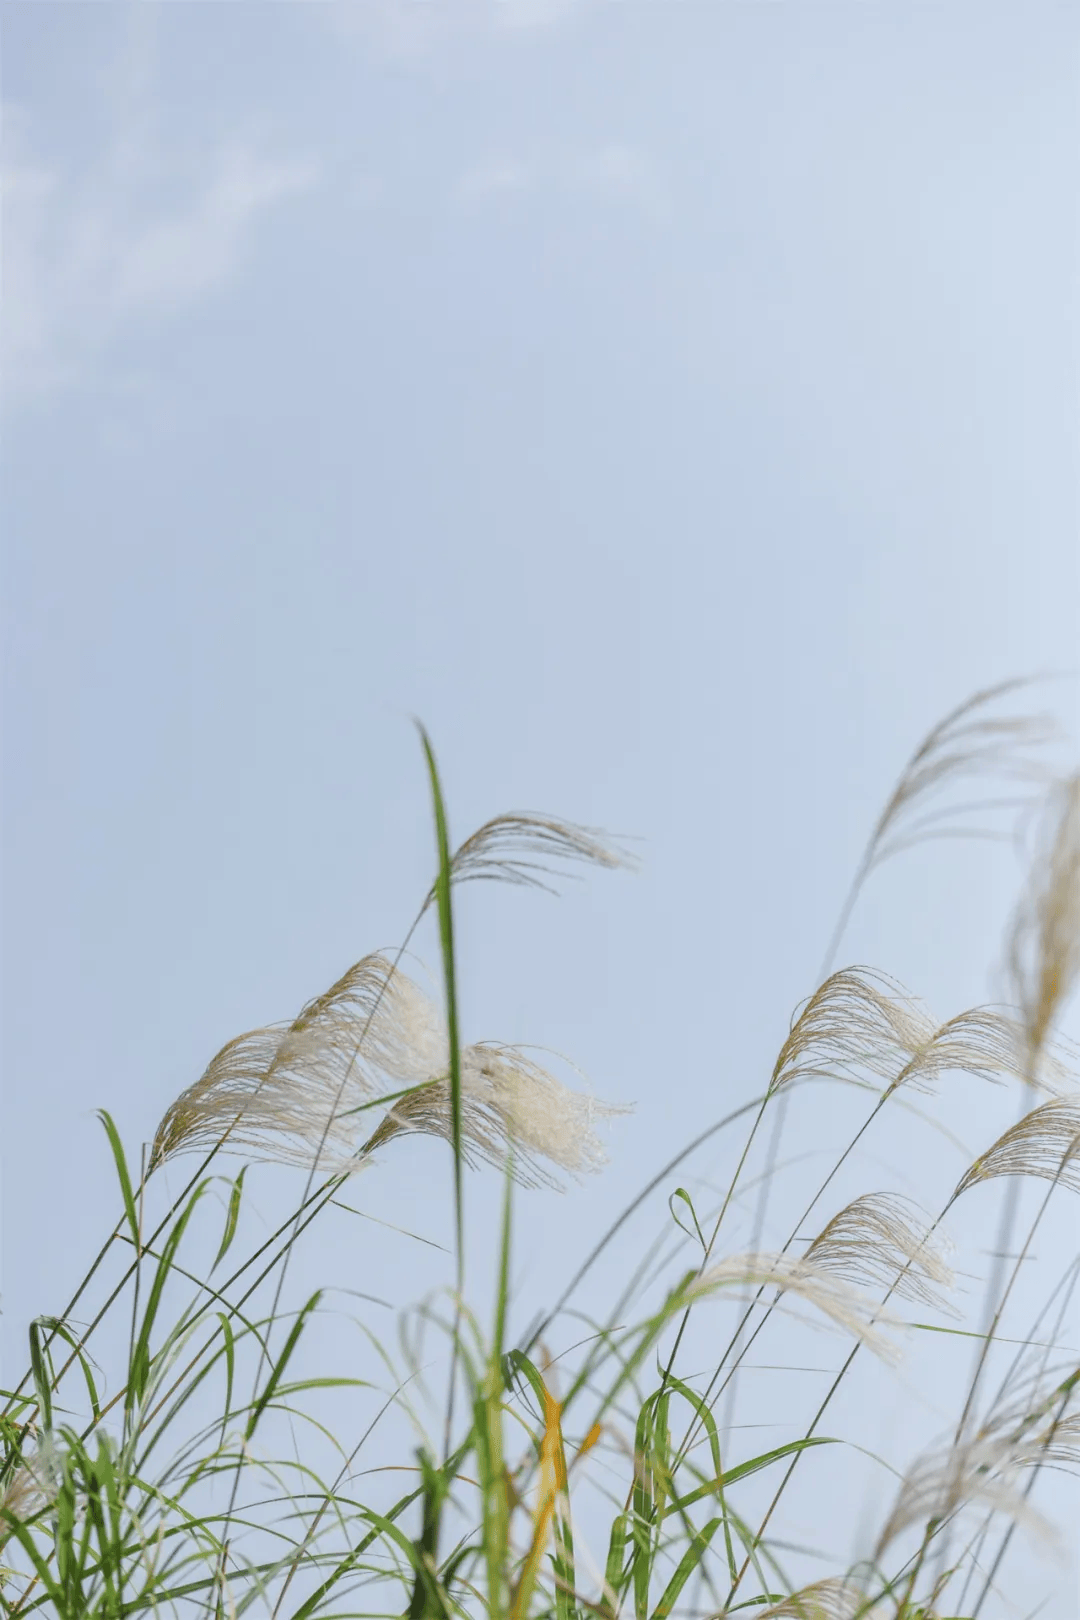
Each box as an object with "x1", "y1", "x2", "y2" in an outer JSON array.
[
  {"x1": 151, "y1": 953, "x2": 625, "y2": 1184},
  {"x1": 804, "y1": 1194, "x2": 955, "y2": 1313},
  {"x1": 1, "y1": 685, "x2": 1078, "y2": 1620},
  {"x1": 953, "y1": 1094, "x2": 1080, "y2": 1199}
]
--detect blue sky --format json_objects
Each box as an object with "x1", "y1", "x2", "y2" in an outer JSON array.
[{"x1": 3, "y1": 3, "x2": 1079, "y2": 1609}]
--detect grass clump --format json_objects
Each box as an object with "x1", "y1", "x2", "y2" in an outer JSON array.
[{"x1": 1, "y1": 684, "x2": 1078, "y2": 1619}]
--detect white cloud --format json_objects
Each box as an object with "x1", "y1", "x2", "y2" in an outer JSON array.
[
  {"x1": 448, "y1": 143, "x2": 667, "y2": 219},
  {"x1": 569, "y1": 143, "x2": 665, "y2": 215},
  {"x1": 3, "y1": 128, "x2": 318, "y2": 406},
  {"x1": 451, "y1": 156, "x2": 532, "y2": 205},
  {"x1": 324, "y1": 0, "x2": 585, "y2": 57},
  {"x1": 491, "y1": 0, "x2": 582, "y2": 29}
]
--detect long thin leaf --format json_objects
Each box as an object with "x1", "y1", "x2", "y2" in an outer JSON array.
[{"x1": 649, "y1": 1517, "x2": 722, "y2": 1620}]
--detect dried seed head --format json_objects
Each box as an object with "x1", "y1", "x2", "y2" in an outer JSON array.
[
  {"x1": 0, "y1": 1436, "x2": 61, "y2": 1526},
  {"x1": 874, "y1": 1430, "x2": 1054, "y2": 1558},
  {"x1": 891, "y1": 1007, "x2": 1076, "y2": 1098},
  {"x1": 806, "y1": 1193, "x2": 955, "y2": 1313},
  {"x1": 860, "y1": 680, "x2": 1057, "y2": 877},
  {"x1": 1024, "y1": 1411, "x2": 1080, "y2": 1471},
  {"x1": 426, "y1": 811, "x2": 635, "y2": 909},
  {"x1": 362, "y1": 1043, "x2": 629, "y2": 1189},
  {"x1": 757, "y1": 1579, "x2": 888, "y2": 1620},
  {"x1": 685, "y1": 1252, "x2": 901, "y2": 1361},
  {"x1": 0, "y1": 1465, "x2": 46, "y2": 1524},
  {"x1": 875, "y1": 1368, "x2": 1078, "y2": 1560},
  {"x1": 151, "y1": 955, "x2": 626, "y2": 1185},
  {"x1": 971, "y1": 1364, "x2": 1080, "y2": 1473},
  {"x1": 953, "y1": 1094, "x2": 1080, "y2": 1200},
  {"x1": 150, "y1": 954, "x2": 426, "y2": 1172},
  {"x1": 770, "y1": 970, "x2": 937, "y2": 1095},
  {"x1": 771, "y1": 969, "x2": 1075, "y2": 1101},
  {"x1": 1008, "y1": 775, "x2": 1080, "y2": 1074}
]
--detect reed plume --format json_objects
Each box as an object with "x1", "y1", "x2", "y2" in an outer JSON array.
[
  {"x1": 972, "y1": 1366, "x2": 1080, "y2": 1472},
  {"x1": 1007, "y1": 774, "x2": 1080, "y2": 1077},
  {"x1": 769, "y1": 970, "x2": 937, "y2": 1095},
  {"x1": 848, "y1": 681, "x2": 1056, "y2": 877},
  {"x1": 821, "y1": 681, "x2": 1058, "y2": 969},
  {"x1": 432, "y1": 810, "x2": 635, "y2": 906},
  {"x1": 770, "y1": 970, "x2": 1072, "y2": 1100},
  {"x1": 875, "y1": 1368, "x2": 1079, "y2": 1561},
  {"x1": 151, "y1": 954, "x2": 625, "y2": 1184},
  {"x1": 362, "y1": 1042, "x2": 628, "y2": 1189},
  {"x1": 685, "y1": 1252, "x2": 902, "y2": 1361},
  {"x1": 888, "y1": 1007, "x2": 1075, "y2": 1097},
  {"x1": 149, "y1": 954, "x2": 424, "y2": 1171},
  {"x1": 953, "y1": 1094, "x2": 1080, "y2": 1200},
  {"x1": 805, "y1": 1193, "x2": 955, "y2": 1312},
  {"x1": 874, "y1": 1429, "x2": 1055, "y2": 1558},
  {"x1": 0, "y1": 1437, "x2": 59, "y2": 1528},
  {"x1": 756, "y1": 1580, "x2": 888, "y2": 1619}
]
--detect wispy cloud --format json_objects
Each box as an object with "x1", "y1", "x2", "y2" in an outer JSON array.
[
  {"x1": 451, "y1": 156, "x2": 532, "y2": 205},
  {"x1": 326, "y1": 0, "x2": 585, "y2": 56},
  {"x1": 568, "y1": 143, "x2": 666, "y2": 218},
  {"x1": 3, "y1": 122, "x2": 318, "y2": 406},
  {"x1": 450, "y1": 143, "x2": 666, "y2": 219}
]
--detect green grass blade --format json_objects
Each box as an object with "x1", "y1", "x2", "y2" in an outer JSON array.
[
  {"x1": 126, "y1": 1180, "x2": 209, "y2": 1416},
  {"x1": 600, "y1": 1513, "x2": 629, "y2": 1619},
  {"x1": 97, "y1": 1109, "x2": 141, "y2": 1249},
  {"x1": 212, "y1": 1167, "x2": 248, "y2": 1272},
  {"x1": 245, "y1": 1292, "x2": 322, "y2": 1441},
  {"x1": 27, "y1": 1320, "x2": 52, "y2": 1431},
  {"x1": 417, "y1": 724, "x2": 464, "y2": 1286},
  {"x1": 669, "y1": 1437, "x2": 838, "y2": 1512},
  {"x1": 648, "y1": 1517, "x2": 721, "y2": 1620}
]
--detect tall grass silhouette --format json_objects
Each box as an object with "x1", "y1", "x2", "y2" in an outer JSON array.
[{"x1": 1, "y1": 684, "x2": 1077, "y2": 1620}]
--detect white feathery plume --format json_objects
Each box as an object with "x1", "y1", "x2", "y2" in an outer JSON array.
[
  {"x1": 953, "y1": 1094, "x2": 1080, "y2": 1200},
  {"x1": 682, "y1": 1252, "x2": 902, "y2": 1362},
  {"x1": 972, "y1": 1365, "x2": 1080, "y2": 1473},
  {"x1": 852, "y1": 681, "x2": 1057, "y2": 877},
  {"x1": 819, "y1": 681, "x2": 1058, "y2": 971},
  {"x1": 150, "y1": 954, "x2": 424, "y2": 1172},
  {"x1": 874, "y1": 1430, "x2": 1055, "y2": 1558},
  {"x1": 1020, "y1": 1411, "x2": 1080, "y2": 1471},
  {"x1": 151, "y1": 955, "x2": 626, "y2": 1185},
  {"x1": 0, "y1": 1464, "x2": 47, "y2": 1525},
  {"x1": 433, "y1": 811, "x2": 635, "y2": 905},
  {"x1": 769, "y1": 970, "x2": 937, "y2": 1095},
  {"x1": 0, "y1": 1436, "x2": 60, "y2": 1526},
  {"x1": 874, "y1": 1367, "x2": 1079, "y2": 1559},
  {"x1": 770, "y1": 970, "x2": 1073, "y2": 1100},
  {"x1": 889, "y1": 1006, "x2": 1076, "y2": 1098},
  {"x1": 806, "y1": 1193, "x2": 956, "y2": 1313},
  {"x1": 756, "y1": 1579, "x2": 889, "y2": 1620},
  {"x1": 362, "y1": 1042, "x2": 629, "y2": 1190},
  {"x1": 1007, "y1": 774, "x2": 1080, "y2": 1076}
]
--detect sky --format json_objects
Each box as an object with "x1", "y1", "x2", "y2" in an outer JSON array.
[{"x1": 2, "y1": 2, "x2": 1079, "y2": 1613}]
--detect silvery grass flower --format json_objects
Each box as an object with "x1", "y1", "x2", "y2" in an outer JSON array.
[
  {"x1": 770, "y1": 968, "x2": 1075, "y2": 1100},
  {"x1": 968, "y1": 1364, "x2": 1080, "y2": 1474},
  {"x1": 846, "y1": 679, "x2": 1059, "y2": 879},
  {"x1": 0, "y1": 1433, "x2": 61, "y2": 1527},
  {"x1": 361, "y1": 1042, "x2": 628, "y2": 1189},
  {"x1": 1007, "y1": 773, "x2": 1080, "y2": 1075},
  {"x1": 682, "y1": 1252, "x2": 903, "y2": 1362},
  {"x1": 805, "y1": 1192, "x2": 956, "y2": 1314},
  {"x1": 953, "y1": 1093, "x2": 1080, "y2": 1200},
  {"x1": 875, "y1": 1366, "x2": 1079, "y2": 1561},
  {"x1": 757, "y1": 1580, "x2": 889, "y2": 1620},
  {"x1": 434, "y1": 809, "x2": 636, "y2": 901},
  {"x1": 873, "y1": 1431, "x2": 1056, "y2": 1558},
  {"x1": 151, "y1": 953, "x2": 627, "y2": 1185}
]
